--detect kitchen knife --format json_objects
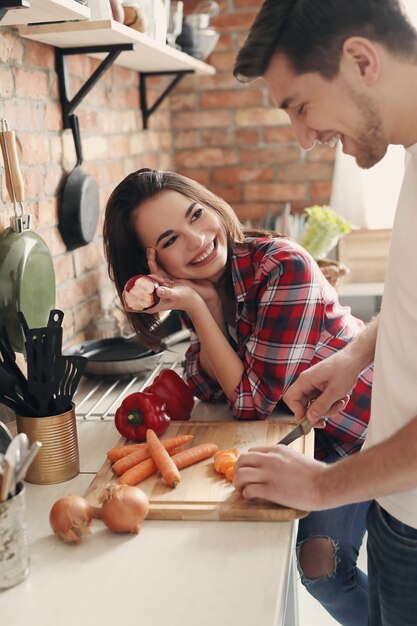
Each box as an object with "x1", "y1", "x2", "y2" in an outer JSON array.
[{"x1": 277, "y1": 417, "x2": 313, "y2": 446}]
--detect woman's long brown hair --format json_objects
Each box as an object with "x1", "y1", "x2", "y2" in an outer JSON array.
[{"x1": 103, "y1": 168, "x2": 280, "y2": 350}]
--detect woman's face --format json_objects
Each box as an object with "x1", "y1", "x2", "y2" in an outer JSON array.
[{"x1": 132, "y1": 190, "x2": 228, "y2": 283}]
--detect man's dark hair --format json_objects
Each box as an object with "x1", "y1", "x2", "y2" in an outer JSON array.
[{"x1": 234, "y1": 0, "x2": 417, "y2": 82}]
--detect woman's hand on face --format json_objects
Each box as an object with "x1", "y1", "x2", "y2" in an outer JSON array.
[{"x1": 146, "y1": 247, "x2": 173, "y2": 284}]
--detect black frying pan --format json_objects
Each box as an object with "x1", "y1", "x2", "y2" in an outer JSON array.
[
  {"x1": 65, "y1": 336, "x2": 165, "y2": 376},
  {"x1": 59, "y1": 114, "x2": 99, "y2": 251}
]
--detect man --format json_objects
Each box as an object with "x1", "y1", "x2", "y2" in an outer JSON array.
[{"x1": 233, "y1": 1, "x2": 417, "y2": 624}]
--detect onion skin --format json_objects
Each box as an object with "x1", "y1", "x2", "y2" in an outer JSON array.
[
  {"x1": 49, "y1": 495, "x2": 93, "y2": 544},
  {"x1": 100, "y1": 484, "x2": 149, "y2": 533}
]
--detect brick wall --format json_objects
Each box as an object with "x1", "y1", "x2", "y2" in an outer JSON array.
[
  {"x1": 173, "y1": 0, "x2": 336, "y2": 222},
  {"x1": 0, "y1": 4, "x2": 336, "y2": 348},
  {"x1": 0, "y1": 27, "x2": 172, "y2": 346}
]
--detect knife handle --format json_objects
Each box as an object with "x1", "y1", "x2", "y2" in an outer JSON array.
[{"x1": 299, "y1": 417, "x2": 314, "y2": 436}]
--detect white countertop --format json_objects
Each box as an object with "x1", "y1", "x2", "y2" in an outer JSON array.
[{"x1": 1, "y1": 346, "x2": 298, "y2": 626}]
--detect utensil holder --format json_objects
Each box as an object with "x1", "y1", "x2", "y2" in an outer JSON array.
[
  {"x1": 0, "y1": 483, "x2": 30, "y2": 589},
  {"x1": 16, "y1": 404, "x2": 79, "y2": 484}
]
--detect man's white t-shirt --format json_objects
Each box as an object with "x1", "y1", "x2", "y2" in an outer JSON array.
[{"x1": 365, "y1": 142, "x2": 417, "y2": 528}]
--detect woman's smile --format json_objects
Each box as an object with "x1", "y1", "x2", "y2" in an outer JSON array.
[{"x1": 190, "y1": 239, "x2": 217, "y2": 266}]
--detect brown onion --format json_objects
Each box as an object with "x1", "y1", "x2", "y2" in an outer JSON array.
[
  {"x1": 100, "y1": 484, "x2": 149, "y2": 533},
  {"x1": 49, "y1": 495, "x2": 93, "y2": 544}
]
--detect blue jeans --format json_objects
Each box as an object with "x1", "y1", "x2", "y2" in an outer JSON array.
[
  {"x1": 367, "y1": 501, "x2": 417, "y2": 626},
  {"x1": 297, "y1": 500, "x2": 370, "y2": 625}
]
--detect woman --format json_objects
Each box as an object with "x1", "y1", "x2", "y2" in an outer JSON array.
[{"x1": 104, "y1": 168, "x2": 371, "y2": 626}]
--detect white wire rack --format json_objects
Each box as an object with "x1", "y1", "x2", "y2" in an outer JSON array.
[{"x1": 72, "y1": 358, "x2": 185, "y2": 421}]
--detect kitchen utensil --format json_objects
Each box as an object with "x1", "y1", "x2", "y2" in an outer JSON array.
[
  {"x1": 0, "y1": 420, "x2": 12, "y2": 454},
  {"x1": 0, "y1": 362, "x2": 36, "y2": 415},
  {"x1": 0, "y1": 326, "x2": 28, "y2": 390},
  {"x1": 0, "y1": 119, "x2": 56, "y2": 353},
  {"x1": 58, "y1": 113, "x2": 99, "y2": 251},
  {"x1": 2, "y1": 435, "x2": 24, "y2": 499},
  {"x1": 84, "y1": 421, "x2": 314, "y2": 521},
  {"x1": 15, "y1": 440, "x2": 42, "y2": 484},
  {"x1": 25, "y1": 328, "x2": 63, "y2": 416},
  {"x1": 277, "y1": 417, "x2": 313, "y2": 446},
  {"x1": 65, "y1": 336, "x2": 165, "y2": 376},
  {"x1": 53, "y1": 354, "x2": 87, "y2": 414}
]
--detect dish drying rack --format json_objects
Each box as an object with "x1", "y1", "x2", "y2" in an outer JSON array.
[{"x1": 72, "y1": 355, "x2": 185, "y2": 422}]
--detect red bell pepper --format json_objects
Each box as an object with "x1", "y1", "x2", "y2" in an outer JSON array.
[
  {"x1": 145, "y1": 369, "x2": 194, "y2": 420},
  {"x1": 114, "y1": 392, "x2": 170, "y2": 442}
]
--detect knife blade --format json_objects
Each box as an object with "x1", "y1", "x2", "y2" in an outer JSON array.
[{"x1": 277, "y1": 417, "x2": 313, "y2": 446}]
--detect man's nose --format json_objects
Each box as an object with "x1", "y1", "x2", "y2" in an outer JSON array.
[{"x1": 291, "y1": 117, "x2": 318, "y2": 151}]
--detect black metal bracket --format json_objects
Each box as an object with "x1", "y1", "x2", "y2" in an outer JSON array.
[
  {"x1": 55, "y1": 44, "x2": 134, "y2": 129},
  {"x1": 55, "y1": 45, "x2": 196, "y2": 133},
  {"x1": 0, "y1": 0, "x2": 30, "y2": 22},
  {"x1": 140, "y1": 70, "x2": 193, "y2": 129}
]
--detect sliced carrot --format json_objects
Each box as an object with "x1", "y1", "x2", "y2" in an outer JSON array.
[
  {"x1": 119, "y1": 458, "x2": 157, "y2": 486},
  {"x1": 214, "y1": 448, "x2": 239, "y2": 477},
  {"x1": 171, "y1": 443, "x2": 219, "y2": 470},
  {"x1": 112, "y1": 435, "x2": 194, "y2": 475},
  {"x1": 225, "y1": 465, "x2": 234, "y2": 482},
  {"x1": 107, "y1": 443, "x2": 146, "y2": 463},
  {"x1": 146, "y1": 429, "x2": 181, "y2": 488}
]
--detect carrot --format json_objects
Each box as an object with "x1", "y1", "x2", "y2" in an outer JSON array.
[
  {"x1": 107, "y1": 443, "x2": 146, "y2": 463},
  {"x1": 225, "y1": 465, "x2": 234, "y2": 482},
  {"x1": 119, "y1": 458, "x2": 158, "y2": 485},
  {"x1": 112, "y1": 435, "x2": 194, "y2": 475},
  {"x1": 213, "y1": 448, "x2": 239, "y2": 474},
  {"x1": 171, "y1": 443, "x2": 219, "y2": 470},
  {"x1": 119, "y1": 442, "x2": 219, "y2": 487},
  {"x1": 146, "y1": 429, "x2": 181, "y2": 487}
]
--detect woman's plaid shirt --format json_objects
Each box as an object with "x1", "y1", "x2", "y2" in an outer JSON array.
[{"x1": 184, "y1": 237, "x2": 373, "y2": 459}]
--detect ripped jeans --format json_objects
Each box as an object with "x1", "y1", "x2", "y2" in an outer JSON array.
[{"x1": 297, "y1": 499, "x2": 370, "y2": 626}]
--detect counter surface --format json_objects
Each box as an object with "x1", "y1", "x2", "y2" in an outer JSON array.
[{"x1": 1, "y1": 345, "x2": 299, "y2": 626}]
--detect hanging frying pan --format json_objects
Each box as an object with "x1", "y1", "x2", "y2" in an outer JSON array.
[
  {"x1": 59, "y1": 113, "x2": 100, "y2": 250},
  {"x1": 0, "y1": 119, "x2": 56, "y2": 353}
]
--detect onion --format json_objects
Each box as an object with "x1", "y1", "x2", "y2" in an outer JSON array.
[
  {"x1": 49, "y1": 495, "x2": 93, "y2": 544},
  {"x1": 100, "y1": 484, "x2": 149, "y2": 533}
]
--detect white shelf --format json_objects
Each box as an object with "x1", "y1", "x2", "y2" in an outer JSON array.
[
  {"x1": 18, "y1": 19, "x2": 216, "y2": 75},
  {"x1": 0, "y1": 0, "x2": 90, "y2": 25}
]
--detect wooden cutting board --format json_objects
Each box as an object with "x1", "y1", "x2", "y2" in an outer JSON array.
[{"x1": 84, "y1": 420, "x2": 314, "y2": 522}]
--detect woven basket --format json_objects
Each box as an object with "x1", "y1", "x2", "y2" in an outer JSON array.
[{"x1": 317, "y1": 259, "x2": 349, "y2": 289}]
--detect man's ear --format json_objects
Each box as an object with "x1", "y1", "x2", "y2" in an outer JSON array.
[{"x1": 341, "y1": 37, "x2": 380, "y2": 86}]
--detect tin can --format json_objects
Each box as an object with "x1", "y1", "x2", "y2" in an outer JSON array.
[
  {"x1": 16, "y1": 404, "x2": 79, "y2": 484},
  {"x1": 0, "y1": 483, "x2": 30, "y2": 589}
]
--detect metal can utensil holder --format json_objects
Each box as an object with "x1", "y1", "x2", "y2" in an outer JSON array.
[
  {"x1": 0, "y1": 483, "x2": 30, "y2": 589},
  {"x1": 16, "y1": 404, "x2": 79, "y2": 484}
]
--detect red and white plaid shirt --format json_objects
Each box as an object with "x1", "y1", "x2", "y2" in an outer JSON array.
[{"x1": 183, "y1": 237, "x2": 373, "y2": 459}]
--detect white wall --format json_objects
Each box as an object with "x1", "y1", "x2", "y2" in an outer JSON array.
[{"x1": 330, "y1": 0, "x2": 417, "y2": 229}]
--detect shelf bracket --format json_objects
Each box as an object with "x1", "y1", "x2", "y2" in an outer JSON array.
[
  {"x1": 140, "y1": 70, "x2": 194, "y2": 129},
  {"x1": 56, "y1": 44, "x2": 135, "y2": 129},
  {"x1": 0, "y1": 0, "x2": 30, "y2": 22}
]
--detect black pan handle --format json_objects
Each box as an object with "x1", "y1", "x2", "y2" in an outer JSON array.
[
  {"x1": 17, "y1": 311, "x2": 30, "y2": 337},
  {"x1": 69, "y1": 113, "x2": 83, "y2": 168},
  {"x1": 48, "y1": 309, "x2": 64, "y2": 328}
]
